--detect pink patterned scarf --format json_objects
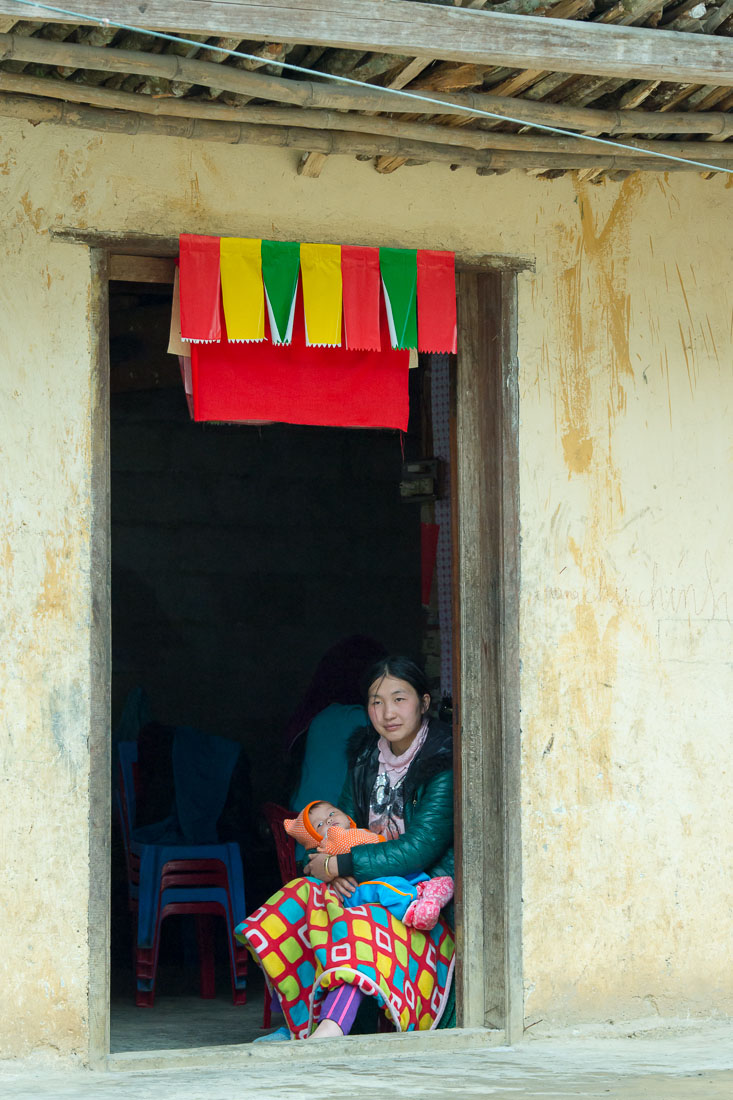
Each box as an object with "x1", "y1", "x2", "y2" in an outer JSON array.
[{"x1": 368, "y1": 718, "x2": 429, "y2": 838}]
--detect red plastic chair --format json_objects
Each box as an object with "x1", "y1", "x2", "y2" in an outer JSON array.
[
  {"x1": 261, "y1": 802, "x2": 298, "y2": 884},
  {"x1": 259, "y1": 803, "x2": 298, "y2": 1027},
  {"x1": 134, "y1": 860, "x2": 248, "y2": 1006},
  {"x1": 135, "y1": 901, "x2": 247, "y2": 1007}
]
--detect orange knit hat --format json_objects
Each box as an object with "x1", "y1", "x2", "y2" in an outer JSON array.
[{"x1": 284, "y1": 801, "x2": 357, "y2": 850}]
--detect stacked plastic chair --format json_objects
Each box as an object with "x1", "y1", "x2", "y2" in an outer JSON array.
[
  {"x1": 258, "y1": 802, "x2": 298, "y2": 1028},
  {"x1": 116, "y1": 740, "x2": 248, "y2": 1007}
]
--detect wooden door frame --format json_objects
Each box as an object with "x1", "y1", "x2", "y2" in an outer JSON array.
[
  {"x1": 83, "y1": 237, "x2": 526, "y2": 1064},
  {"x1": 87, "y1": 246, "x2": 112, "y2": 1068},
  {"x1": 453, "y1": 270, "x2": 522, "y2": 1040}
]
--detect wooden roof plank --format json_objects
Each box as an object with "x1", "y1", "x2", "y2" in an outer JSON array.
[
  {"x1": 2, "y1": 0, "x2": 733, "y2": 86},
  {"x1": 3, "y1": 39, "x2": 733, "y2": 141},
  {"x1": 2, "y1": 29, "x2": 732, "y2": 135},
  {"x1": 2, "y1": 89, "x2": 731, "y2": 172}
]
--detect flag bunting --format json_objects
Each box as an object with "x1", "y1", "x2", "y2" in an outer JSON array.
[
  {"x1": 220, "y1": 237, "x2": 265, "y2": 342},
  {"x1": 178, "y1": 234, "x2": 456, "y2": 353},
  {"x1": 179, "y1": 234, "x2": 224, "y2": 343}
]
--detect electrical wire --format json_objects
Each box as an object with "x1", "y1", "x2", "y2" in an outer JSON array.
[{"x1": 4, "y1": 0, "x2": 733, "y2": 174}]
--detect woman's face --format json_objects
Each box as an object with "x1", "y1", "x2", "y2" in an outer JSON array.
[{"x1": 367, "y1": 674, "x2": 430, "y2": 755}]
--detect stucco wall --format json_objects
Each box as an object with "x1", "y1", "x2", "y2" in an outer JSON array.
[
  {"x1": 0, "y1": 117, "x2": 731, "y2": 1055},
  {"x1": 519, "y1": 175, "x2": 733, "y2": 1025},
  {"x1": 0, "y1": 220, "x2": 95, "y2": 1055}
]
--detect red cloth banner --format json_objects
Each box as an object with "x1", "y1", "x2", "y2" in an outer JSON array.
[
  {"x1": 421, "y1": 522, "x2": 440, "y2": 606},
  {"x1": 179, "y1": 234, "x2": 223, "y2": 343},
  {"x1": 190, "y1": 285, "x2": 408, "y2": 430},
  {"x1": 341, "y1": 245, "x2": 381, "y2": 351},
  {"x1": 417, "y1": 250, "x2": 457, "y2": 354}
]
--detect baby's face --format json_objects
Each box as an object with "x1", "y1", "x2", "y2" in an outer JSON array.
[{"x1": 310, "y1": 802, "x2": 352, "y2": 835}]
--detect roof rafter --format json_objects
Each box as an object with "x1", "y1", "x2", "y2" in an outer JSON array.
[
  {"x1": 4, "y1": 70, "x2": 732, "y2": 159},
  {"x1": 1, "y1": 30, "x2": 731, "y2": 138},
  {"x1": 2, "y1": 89, "x2": 727, "y2": 172},
  {"x1": 1, "y1": 0, "x2": 733, "y2": 86}
]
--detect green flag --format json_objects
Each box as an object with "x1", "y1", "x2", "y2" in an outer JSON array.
[
  {"x1": 379, "y1": 247, "x2": 418, "y2": 350},
  {"x1": 262, "y1": 239, "x2": 301, "y2": 344}
]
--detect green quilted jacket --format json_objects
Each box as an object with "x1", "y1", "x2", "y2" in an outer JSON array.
[
  {"x1": 334, "y1": 717, "x2": 454, "y2": 883},
  {"x1": 335, "y1": 716, "x2": 456, "y2": 1029}
]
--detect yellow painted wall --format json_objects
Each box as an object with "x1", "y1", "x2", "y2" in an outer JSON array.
[
  {"x1": 519, "y1": 174, "x2": 733, "y2": 1025},
  {"x1": 0, "y1": 118, "x2": 731, "y2": 1055}
]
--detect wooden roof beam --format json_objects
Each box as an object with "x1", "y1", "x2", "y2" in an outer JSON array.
[
  {"x1": 1, "y1": 0, "x2": 732, "y2": 85},
  {"x1": 8, "y1": 68, "x2": 731, "y2": 159},
  {"x1": 298, "y1": 54, "x2": 435, "y2": 179},
  {"x1": 1, "y1": 31, "x2": 732, "y2": 137},
  {"x1": 1, "y1": 90, "x2": 731, "y2": 173}
]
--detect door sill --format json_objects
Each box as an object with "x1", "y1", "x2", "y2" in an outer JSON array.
[{"x1": 107, "y1": 1026, "x2": 506, "y2": 1071}]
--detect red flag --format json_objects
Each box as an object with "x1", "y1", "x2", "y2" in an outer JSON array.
[
  {"x1": 417, "y1": 250, "x2": 457, "y2": 354},
  {"x1": 179, "y1": 234, "x2": 223, "y2": 343},
  {"x1": 341, "y1": 245, "x2": 381, "y2": 351},
  {"x1": 190, "y1": 284, "x2": 408, "y2": 430}
]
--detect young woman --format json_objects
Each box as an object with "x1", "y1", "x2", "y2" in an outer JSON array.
[{"x1": 235, "y1": 657, "x2": 455, "y2": 1039}]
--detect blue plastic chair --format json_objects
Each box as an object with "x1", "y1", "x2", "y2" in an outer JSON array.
[{"x1": 116, "y1": 740, "x2": 248, "y2": 1005}]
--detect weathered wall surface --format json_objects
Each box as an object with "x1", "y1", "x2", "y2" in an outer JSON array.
[
  {"x1": 518, "y1": 176, "x2": 733, "y2": 1025},
  {"x1": 0, "y1": 117, "x2": 730, "y2": 1055},
  {"x1": 0, "y1": 220, "x2": 95, "y2": 1055}
]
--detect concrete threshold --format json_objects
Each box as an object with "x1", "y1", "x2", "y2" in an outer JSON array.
[{"x1": 107, "y1": 1026, "x2": 505, "y2": 1072}]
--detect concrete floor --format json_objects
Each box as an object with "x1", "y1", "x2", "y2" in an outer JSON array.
[
  {"x1": 112, "y1": 994, "x2": 266, "y2": 1051},
  {"x1": 2, "y1": 1019, "x2": 732, "y2": 1099},
  {"x1": 111, "y1": 976, "x2": 268, "y2": 1052}
]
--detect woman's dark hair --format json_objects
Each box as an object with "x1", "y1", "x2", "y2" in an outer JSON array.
[
  {"x1": 361, "y1": 656, "x2": 430, "y2": 703},
  {"x1": 282, "y1": 634, "x2": 387, "y2": 750}
]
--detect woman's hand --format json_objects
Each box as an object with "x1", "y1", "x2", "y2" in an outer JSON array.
[
  {"x1": 303, "y1": 854, "x2": 358, "y2": 902},
  {"x1": 328, "y1": 876, "x2": 358, "y2": 902},
  {"x1": 303, "y1": 851, "x2": 336, "y2": 882}
]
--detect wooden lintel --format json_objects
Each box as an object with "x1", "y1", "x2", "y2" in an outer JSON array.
[
  {"x1": 51, "y1": 228, "x2": 535, "y2": 273},
  {"x1": 1, "y1": 0, "x2": 732, "y2": 87},
  {"x1": 109, "y1": 254, "x2": 176, "y2": 283}
]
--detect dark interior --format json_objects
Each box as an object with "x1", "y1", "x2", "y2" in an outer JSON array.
[{"x1": 109, "y1": 280, "x2": 438, "y2": 1000}]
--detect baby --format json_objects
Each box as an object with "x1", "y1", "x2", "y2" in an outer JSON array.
[{"x1": 285, "y1": 800, "x2": 453, "y2": 931}]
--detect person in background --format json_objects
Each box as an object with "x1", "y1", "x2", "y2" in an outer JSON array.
[{"x1": 286, "y1": 635, "x2": 387, "y2": 814}]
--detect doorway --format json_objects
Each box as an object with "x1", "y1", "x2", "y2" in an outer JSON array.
[{"x1": 85, "y1": 244, "x2": 522, "y2": 1064}]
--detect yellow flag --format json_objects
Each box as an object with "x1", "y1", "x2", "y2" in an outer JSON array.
[
  {"x1": 220, "y1": 237, "x2": 265, "y2": 341},
  {"x1": 300, "y1": 242, "x2": 342, "y2": 346}
]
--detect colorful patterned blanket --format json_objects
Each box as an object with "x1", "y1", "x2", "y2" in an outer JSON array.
[{"x1": 235, "y1": 877, "x2": 455, "y2": 1039}]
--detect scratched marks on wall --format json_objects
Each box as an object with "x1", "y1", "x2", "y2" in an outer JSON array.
[
  {"x1": 553, "y1": 177, "x2": 641, "y2": 482},
  {"x1": 540, "y1": 552, "x2": 731, "y2": 625},
  {"x1": 534, "y1": 600, "x2": 622, "y2": 796},
  {"x1": 520, "y1": 173, "x2": 733, "y2": 1024}
]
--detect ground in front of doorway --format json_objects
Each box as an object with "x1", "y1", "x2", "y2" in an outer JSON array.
[
  {"x1": 2, "y1": 1018, "x2": 732, "y2": 1099},
  {"x1": 111, "y1": 990, "x2": 266, "y2": 1052}
]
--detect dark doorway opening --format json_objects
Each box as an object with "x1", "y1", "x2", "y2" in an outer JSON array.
[{"x1": 108, "y1": 278, "x2": 454, "y2": 1050}]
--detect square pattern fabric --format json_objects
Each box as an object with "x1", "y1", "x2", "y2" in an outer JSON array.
[{"x1": 235, "y1": 877, "x2": 454, "y2": 1038}]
